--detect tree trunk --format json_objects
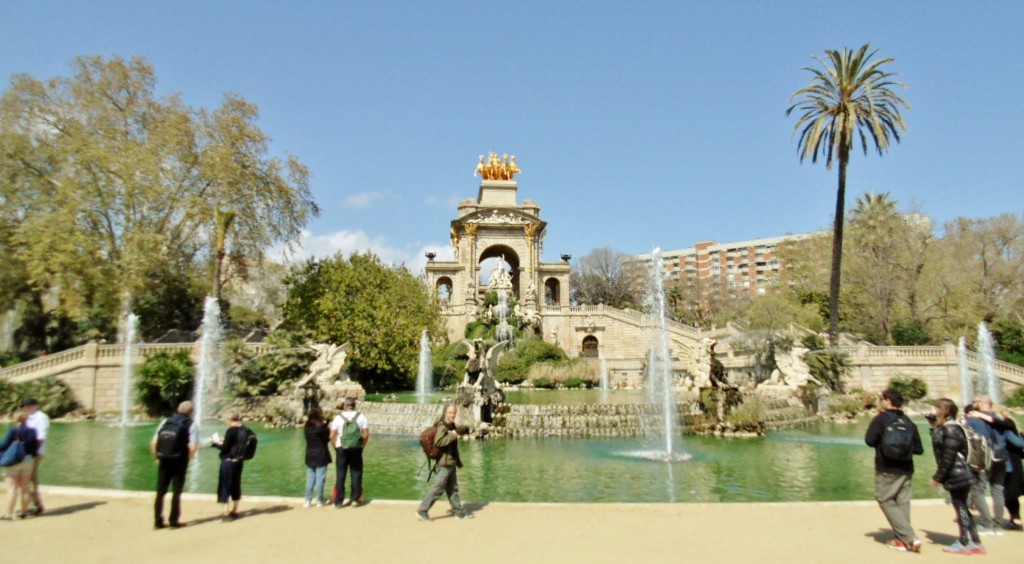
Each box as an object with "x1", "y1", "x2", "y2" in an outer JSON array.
[{"x1": 828, "y1": 149, "x2": 849, "y2": 346}]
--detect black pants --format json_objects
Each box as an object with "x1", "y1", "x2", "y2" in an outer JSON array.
[
  {"x1": 154, "y1": 459, "x2": 188, "y2": 526},
  {"x1": 335, "y1": 447, "x2": 363, "y2": 504},
  {"x1": 217, "y1": 459, "x2": 243, "y2": 503},
  {"x1": 950, "y1": 486, "x2": 980, "y2": 545}
]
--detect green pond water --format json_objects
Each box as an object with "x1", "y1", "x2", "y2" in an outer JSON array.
[{"x1": 35, "y1": 417, "x2": 971, "y2": 503}]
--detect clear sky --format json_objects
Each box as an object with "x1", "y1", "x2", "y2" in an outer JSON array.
[{"x1": 3, "y1": 1, "x2": 1022, "y2": 274}]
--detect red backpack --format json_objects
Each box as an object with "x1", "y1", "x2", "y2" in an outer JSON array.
[{"x1": 419, "y1": 425, "x2": 442, "y2": 461}]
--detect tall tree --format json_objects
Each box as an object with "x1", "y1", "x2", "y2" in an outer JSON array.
[
  {"x1": 0, "y1": 56, "x2": 319, "y2": 349},
  {"x1": 570, "y1": 247, "x2": 641, "y2": 309},
  {"x1": 787, "y1": 44, "x2": 909, "y2": 345},
  {"x1": 281, "y1": 252, "x2": 445, "y2": 392}
]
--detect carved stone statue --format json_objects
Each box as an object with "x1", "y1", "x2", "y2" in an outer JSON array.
[
  {"x1": 690, "y1": 337, "x2": 715, "y2": 387},
  {"x1": 456, "y1": 339, "x2": 509, "y2": 433},
  {"x1": 769, "y1": 344, "x2": 819, "y2": 387},
  {"x1": 488, "y1": 257, "x2": 513, "y2": 291},
  {"x1": 295, "y1": 343, "x2": 348, "y2": 389}
]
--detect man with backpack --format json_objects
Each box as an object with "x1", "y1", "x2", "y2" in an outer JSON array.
[
  {"x1": 329, "y1": 397, "x2": 369, "y2": 507},
  {"x1": 864, "y1": 389, "x2": 924, "y2": 552},
  {"x1": 150, "y1": 400, "x2": 199, "y2": 529},
  {"x1": 965, "y1": 395, "x2": 1010, "y2": 535},
  {"x1": 211, "y1": 411, "x2": 255, "y2": 522}
]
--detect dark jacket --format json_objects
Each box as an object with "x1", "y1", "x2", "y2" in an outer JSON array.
[
  {"x1": 0, "y1": 424, "x2": 39, "y2": 458},
  {"x1": 931, "y1": 422, "x2": 976, "y2": 491},
  {"x1": 965, "y1": 413, "x2": 1009, "y2": 462},
  {"x1": 864, "y1": 409, "x2": 923, "y2": 475},
  {"x1": 213, "y1": 426, "x2": 243, "y2": 461},
  {"x1": 1003, "y1": 427, "x2": 1024, "y2": 499},
  {"x1": 433, "y1": 420, "x2": 463, "y2": 469},
  {"x1": 304, "y1": 422, "x2": 332, "y2": 468}
]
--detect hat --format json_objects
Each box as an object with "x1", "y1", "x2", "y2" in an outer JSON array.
[{"x1": 21, "y1": 398, "x2": 39, "y2": 407}]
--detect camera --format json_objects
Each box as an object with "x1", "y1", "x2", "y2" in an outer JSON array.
[{"x1": 924, "y1": 413, "x2": 937, "y2": 424}]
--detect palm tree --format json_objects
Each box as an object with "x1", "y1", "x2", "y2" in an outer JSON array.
[{"x1": 787, "y1": 44, "x2": 909, "y2": 345}]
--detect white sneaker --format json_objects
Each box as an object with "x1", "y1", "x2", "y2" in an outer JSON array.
[
  {"x1": 317, "y1": 501, "x2": 324, "y2": 508},
  {"x1": 978, "y1": 528, "x2": 1003, "y2": 536},
  {"x1": 303, "y1": 501, "x2": 311, "y2": 508}
]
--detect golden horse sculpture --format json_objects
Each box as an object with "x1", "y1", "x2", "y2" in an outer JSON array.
[{"x1": 474, "y1": 151, "x2": 522, "y2": 180}]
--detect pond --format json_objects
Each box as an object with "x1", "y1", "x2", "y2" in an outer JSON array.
[{"x1": 35, "y1": 416, "x2": 980, "y2": 503}]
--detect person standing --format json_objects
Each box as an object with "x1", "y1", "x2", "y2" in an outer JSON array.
[
  {"x1": 151, "y1": 400, "x2": 198, "y2": 529},
  {"x1": 303, "y1": 406, "x2": 331, "y2": 507},
  {"x1": 329, "y1": 397, "x2": 369, "y2": 507},
  {"x1": 22, "y1": 398, "x2": 49, "y2": 516},
  {"x1": 992, "y1": 405, "x2": 1024, "y2": 530},
  {"x1": 1, "y1": 413, "x2": 38, "y2": 520},
  {"x1": 417, "y1": 403, "x2": 473, "y2": 521},
  {"x1": 929, "y1": 398, "x2": 986, "y2": 555},
  {"x1": 211, "y1": 411, "x2": 245, "y2": 521},
  {"x1": 965, "y1": 395, "x2": 1010, "y2": 534},
  {"x1": 864, "y1": 389, "x2": 924, "y2": 552}
]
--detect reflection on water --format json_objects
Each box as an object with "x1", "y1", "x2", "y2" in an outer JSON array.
[{"x1": 41, "y1": 419, "x2": 956, "y2": 503}]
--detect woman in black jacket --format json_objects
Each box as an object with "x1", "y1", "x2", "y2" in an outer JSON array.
[
  {"x1": 929, "y1": 398, "x2": 984, "y2": 555},
  {"x1": 303, "y1": 406, "x2": 332, "y2": 507}
]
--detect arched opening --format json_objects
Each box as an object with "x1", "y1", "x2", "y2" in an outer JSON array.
[
  {"x1": 436, "y1": 277, "x2": 453, "y2": 303},
  {"x1": 478, "y1": 246, "x2": 520, "y2": 298},
  {"x1": 544, "y1": 278, "x2": 560, "y2": 306},
  {"x1": 581, "y1": 335, "x2": 599, "y2": 358}
]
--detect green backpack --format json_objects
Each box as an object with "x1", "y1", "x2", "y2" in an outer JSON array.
[{"x1": 340, "y1": 412, "x2": 363, "y2": 449}]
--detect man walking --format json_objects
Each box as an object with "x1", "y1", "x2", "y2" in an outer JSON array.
[
  {"x1": 865, "y1": 389, "x2": 924, "y2": 552},
  {"x1": 151, "y1": 400, "x2": 198, "y2": 529},
  {"x1": 22, "y1": 398, "x2": 49, "y2": 516},
  {"x1": 330, "y1": 397, "x2": 369, "y2": 507}
]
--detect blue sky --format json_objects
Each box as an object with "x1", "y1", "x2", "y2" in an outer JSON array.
[{"x1": 3, "y1": 1, "x2": 1022, "y2": 274}]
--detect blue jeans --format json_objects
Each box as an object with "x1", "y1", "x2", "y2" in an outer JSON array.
[
  {"x1": 335, "y1": 448, "x2": 363, "y2": 505},
  {"x1": 305, "y1": 465, "x2": 327, "y2": 504}
]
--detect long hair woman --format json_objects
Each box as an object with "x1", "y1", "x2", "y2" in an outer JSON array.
[
  {"x1": 303, "y1": 406, "x2": 332, "y2": 507},
  {"x1": 928, "y1": 398, "x2": 985, "y2": 555}
]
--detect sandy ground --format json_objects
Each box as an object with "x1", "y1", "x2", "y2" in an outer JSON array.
[{"x1": 1, "y1": 486, "x2": 1021, "y2": 563}]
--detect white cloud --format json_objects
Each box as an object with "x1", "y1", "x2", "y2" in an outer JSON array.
[
  {"x1": 271, "y1": 229, "x2": 454, "y2": 275},
  {"x1": 342, "y1": 191, "x2": 385, "y2": 209},
  {"x1": 425, "y1": 193, "x2": 463, "y2": 208}
]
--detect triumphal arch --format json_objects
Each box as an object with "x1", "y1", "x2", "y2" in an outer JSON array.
[{"x1": 425, "y1": 152, "x2": 571, "y2": 343}]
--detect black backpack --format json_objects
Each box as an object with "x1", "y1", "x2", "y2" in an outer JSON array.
[
  {"x1": 231, "y1": 426, "x2": 258, "y2": 461},
  {"x1": 155, "y1": 415, "x2": 191, "y2": 460},
  {"x1": 880, "y1": 412, "x2": 915, "y2": 461}
]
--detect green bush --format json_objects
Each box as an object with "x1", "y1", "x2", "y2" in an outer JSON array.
[
  {"x1": 801, "y1": 333, "x2": 827, "y2": 351},
  {"x1": 532, "y1": 377, "x2": 554, "y2": 389},
  {"x1": 892, "y1": 321, "x2": 932, "y2": 346},
  {"x1": 526, "y1": 360, "x2": 597, "y2": 388},
  {"x1": 136, "y1": 350, "x2": 195, "y2": 416},
  {"x1": 804, "y1": 348, "x2": 851, "y2": 391},
  {"x1": 888, "y1": 374, "x2": 928, "y2": 401},
  {"x1": 0, "y1": 376, "x2": 77, "y2": 418},
  {"x1": 432, "y1": 341, "x2": 468, "y2": 389},
  {"x1": 495, "y1": 338, "x2": 567, "y2": 384},
  {"x1": 1005, "y1": 387, "x2": 1024, "y2": 408},
  {"x1": 226, "y1": 330, "x2": 315, "y2": 397}
]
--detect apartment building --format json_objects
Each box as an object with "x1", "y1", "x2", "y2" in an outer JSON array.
[{"x1": 631, "y1": 233, "x2": 815, "y2": 296}]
